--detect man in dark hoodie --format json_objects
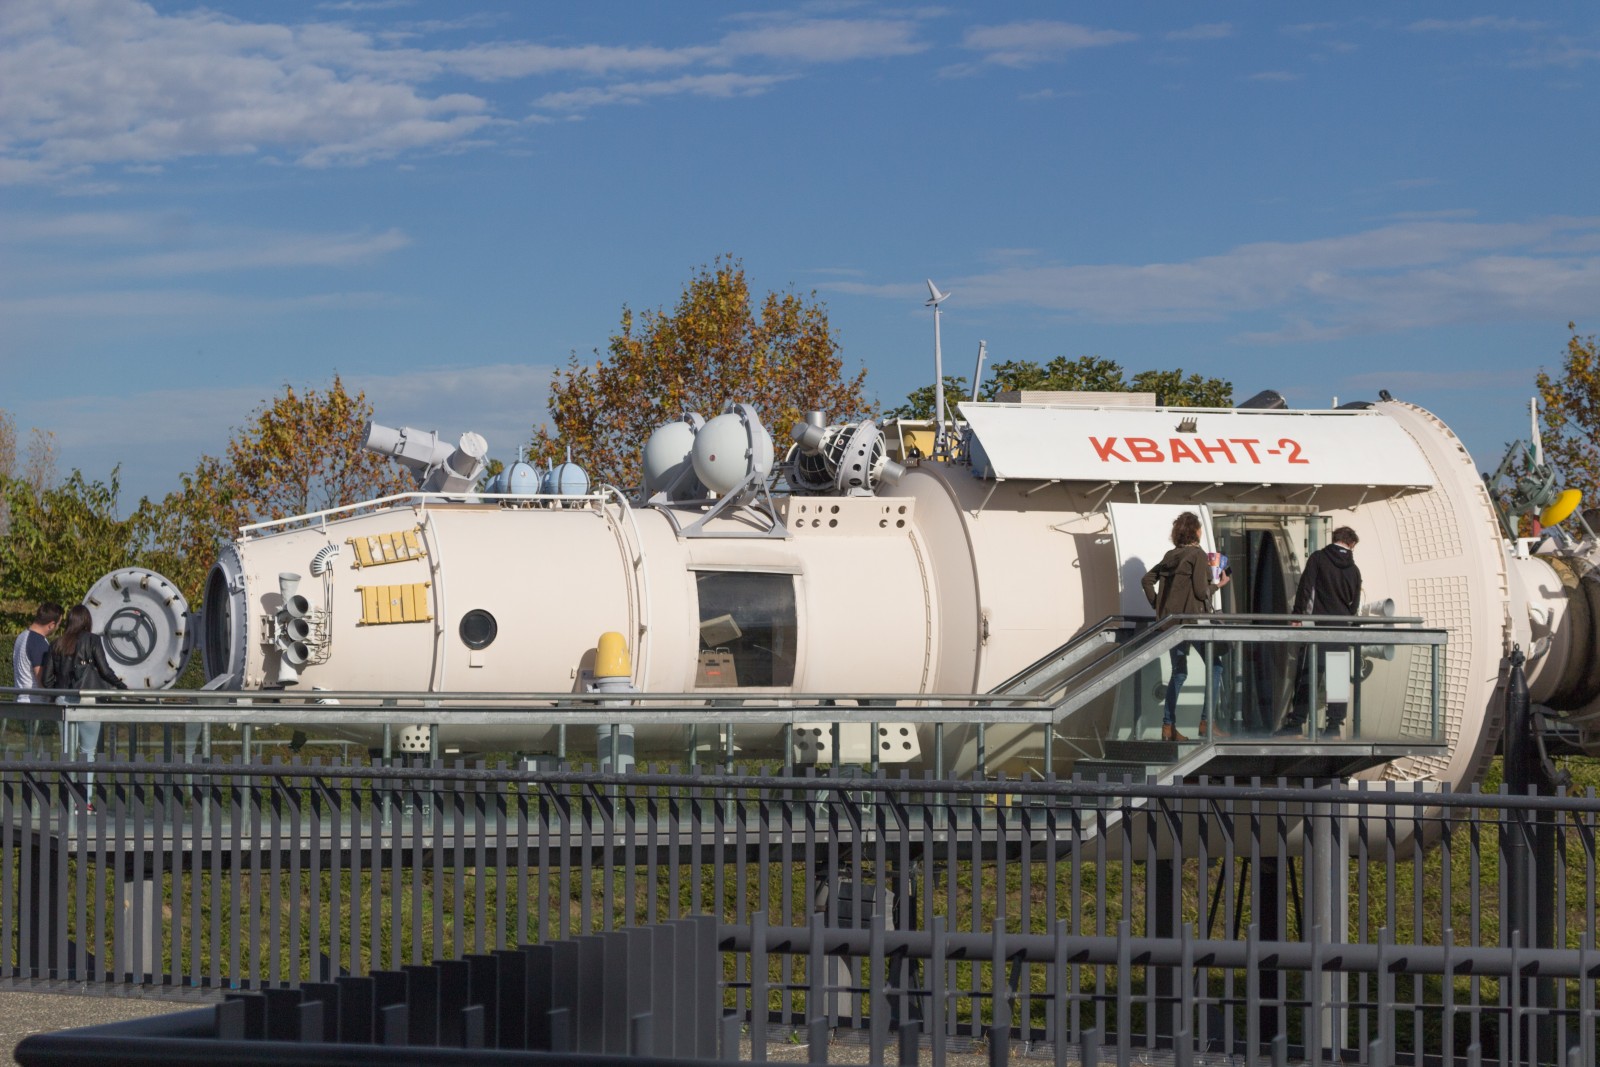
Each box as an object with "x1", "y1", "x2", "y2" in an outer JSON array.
[{"x1": 1277, "y1": 526, "x2": 1362, "y2": 736}]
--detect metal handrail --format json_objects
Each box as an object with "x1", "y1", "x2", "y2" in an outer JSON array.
[
  {"x1": 237, "y1": 485, "x2": 631, "y2": 538},
  {"x1": 986, "y1": 614, "x2": 1143, "y2": 697}
]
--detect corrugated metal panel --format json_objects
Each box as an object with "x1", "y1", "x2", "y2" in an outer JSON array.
[
  {"x1": 347, "y1": 529, "x2": 427, "y2": 568},
  {"x1": 355, "y1": 581, "x2": 433, "y2": 624}
]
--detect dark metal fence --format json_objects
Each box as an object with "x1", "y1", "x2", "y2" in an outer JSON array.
[{"x1": 2, "y1": 756, "x2": 1597, "y2": 1066}]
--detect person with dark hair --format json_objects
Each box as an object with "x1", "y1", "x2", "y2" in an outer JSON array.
[
  {"x1": 1278, "y1": 526, "x2": 1363, "y2": 736},
  {"x1": 41, "y1": 605, "x2": 127, "y2": 810},
  {"x1": 11, "y1": 602, "x2": 63, "y2": 700},
  {"x1": 1141, "y1": 511, "x2": 1231, "y2": 742}
]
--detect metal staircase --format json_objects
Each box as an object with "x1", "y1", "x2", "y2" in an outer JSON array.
[{"x1": 988, "y1": 613, "x2": 1450, "y2": 784}]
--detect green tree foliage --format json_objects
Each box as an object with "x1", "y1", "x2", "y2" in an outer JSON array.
[
  {"x1": 0, "y1": 412, "x2": 73, "y2": 645},
  {"x1": 1536, "y1": 324, "x2": 1600, "y2": 503},
  {"x1": 0, "y1": 471, "x2": 175, "y2": 634},
  {"x1": 887, "y1": 376, "x2": 972, "y2": 421},
  {"x1": 889, "y1": 355, "x2": 1233, "y2": 418},
  {"x1": 532, "y1": 258, "x2": 871, "y2": 489}
]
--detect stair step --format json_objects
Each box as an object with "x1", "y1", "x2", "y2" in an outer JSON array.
[
  {"x1": 1072, "y1": 759, "x2": 1156, "y2": 781},
  {"x1": 1102, "y1": 739, "x2": 1183, "y2": 763}
]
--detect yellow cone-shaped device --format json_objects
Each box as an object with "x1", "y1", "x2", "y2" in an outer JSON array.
[
  {"x1": 595, "y1": 631, "x2": 632, "y2": 680},
  {"x1": 1541, "y1": 488, "x2": 1582, "y2": 527}
]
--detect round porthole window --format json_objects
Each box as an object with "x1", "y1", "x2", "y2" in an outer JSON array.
[{"x1": 459, "y1": 609, "x2": 498, "y2": 650}]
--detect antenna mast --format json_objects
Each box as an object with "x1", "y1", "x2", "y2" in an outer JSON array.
[
  {"x1": 925, "y1": 280, "x2": 952, "y2": 459},
  {"x1": 971, "y1": 340, "x2": 987, "y2": 402}
]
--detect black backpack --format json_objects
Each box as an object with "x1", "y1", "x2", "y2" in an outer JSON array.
[{"x1": 42, "y1": 640, "x2": 98, "y2": 690}]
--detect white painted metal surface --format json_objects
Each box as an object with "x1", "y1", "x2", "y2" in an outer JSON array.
[{"x1": 960, "y1": 402, "x2": 1438, "y2": 487}]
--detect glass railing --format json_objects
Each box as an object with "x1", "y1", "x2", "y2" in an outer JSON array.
[
  {"x1": 1053, "y1": 614, "x2": 1448, "y2": 757},
  {"x1": 0, "y1": 614, "x2": 1447, "y2": 785}
]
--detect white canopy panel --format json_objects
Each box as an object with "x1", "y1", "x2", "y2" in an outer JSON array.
[{"x1": 959, "y1": 402, "x2": 1437, "y2": 487}]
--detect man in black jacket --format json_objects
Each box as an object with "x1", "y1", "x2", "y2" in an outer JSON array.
[{"x1": 1277, "y1": 527, "x2": 1362, "y2": 736}]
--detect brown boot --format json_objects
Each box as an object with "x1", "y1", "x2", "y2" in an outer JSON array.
[
  {"x1": 1161, "y1": 723, "x2": 1189, "y2": 743},
  {"x1": 1198, "y1": 719, "x2": 1227, "y2": 738}
]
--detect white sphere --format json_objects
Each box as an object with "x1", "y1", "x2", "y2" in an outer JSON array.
[
  {"x1": 642, "y1": 420, "x2": 698, "y2": 494},
  {"x1": 691, "y1": 406, "x2": 773, "y2": 497}
]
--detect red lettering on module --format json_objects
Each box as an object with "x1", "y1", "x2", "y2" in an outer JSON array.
[
  {"x1": 1228, "y1": 438, "x2": 1263, "y2": 463},
  {"x1": 1279, "y1": 438, "x2": 1308, "y2": 463},
  {"x1": 1126, "y1": 438, "x2": 1164, "y2": 462},
  {"x1": 1196, "y1": 439, "x2": 1235, "y2": 463},
  {"x1": 1090, "y1": 436, "x2": 1128, "y2": 462},
  {"x1": 1167, "y1": 437, "x2": 1201, "y2": 463}
]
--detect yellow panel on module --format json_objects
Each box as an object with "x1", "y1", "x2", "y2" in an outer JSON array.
[
  {"x1": 356, "y1": 582, "x2": 433, "y2": 625},
  {"x1": 348, "y1": 528, "x2": 427, "y2": 568}
]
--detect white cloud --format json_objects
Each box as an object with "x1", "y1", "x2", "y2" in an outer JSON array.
[
  {"x1": 1514, "y1": 40, "x2": 1600, "y2": 69},
  {"x1": 963, "y1": 21, "x2": 1137, "y2": 68},
  {"x1": 0, "y1": 0, "x2": 495, "y2": 181},
  {"x1": 718, "y1": 18, "x2": 926, "y2": 62},
  {"x1": 535, "y1": 73, "x2": 794, "y2": 112},
  {"x1": 0, "y1": 211, "x2": 412, "y2": 288},
  {"x1": 1166, "y1": 23, "x2": 1234, "y2": 43},
  {"x1": 0, "y1": 1, "x2": 927, "y2": 182},
  {"x1": 0, "y1": 288, "x2": 398, "y2": 320},
  {"x1": 1408, "y1": 17, "x2": 1546, "y2": 34},
  {"x1": 430, "y1": 42, "x2": 710, "y2": 81},
  {"x1": 85, "y1": 229, "x2": 412, "y2": 278},
  {"x1": 826, "y1": 217, "x2": 1600, "y2": 343}
]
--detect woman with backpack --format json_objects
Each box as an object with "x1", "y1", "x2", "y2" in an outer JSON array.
[
  {"x1": 41, "y1": 604, "x2": 127, "y2": 810},
  {"x1": 1140, "y1": 511, "x2": 1231, "y2": 742}
]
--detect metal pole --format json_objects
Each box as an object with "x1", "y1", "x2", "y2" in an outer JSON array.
[
  {"x1": 1501, "y1": 645, "x2": 1557, "y2": 1064},
  {"x1": 931, "y1": 301, "x2": 946, "y2": 459}
]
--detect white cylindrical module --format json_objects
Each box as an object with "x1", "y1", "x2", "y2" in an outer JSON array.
[{"x1": 185, "y1": 397, "x2": 1600, "y2": 790}]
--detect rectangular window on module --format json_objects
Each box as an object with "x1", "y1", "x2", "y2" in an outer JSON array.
[{"x1": 691, "y1": 570, "x2": 798, "y2": 688}]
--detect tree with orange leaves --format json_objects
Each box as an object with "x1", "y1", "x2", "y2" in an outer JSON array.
[
  {"x1": 531, "y1": 258, "x2": 870, "y2": 490},
  {"x1": 1537, "y1": 324, "x2": 1600, "y2": 504},
  {"x1": 152, "y1": 375, "x2": 412, "y2": 599}
]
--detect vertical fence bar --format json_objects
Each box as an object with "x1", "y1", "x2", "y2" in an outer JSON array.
[
  {"x1": 267, "y1": 774, "x2": 283, "y2": 986},
  {"x1": 353, "y1": 771, "x2": 368, "y2": 979},
  {"x1": 288, "y1": 774, "x2": 303, "y2": 986},
  {"x1": 473, "y1": 771, "x2": 487, "y2": 956},
  {"x1": 431, "y1": 762, "x2": 446, "y2": 959},
  {"x1": 452, "y1": 763, "x2": 466, "y2": 960},
  {"x1": 94, "y1": 783, "x2": 112, "y2": 985},
  {"x1": 229, "y1": 762, "x2": 245, "y2": 986},
  {"x1": 53, "y1": 775, "x2": 69, "y2": 980},
  {"x1": 5, "y1": 754, "x2": 1600, "y2": 1064},
  {"x1": 208, "y1": 766, "x2": 223, "y2": 988},
  {"x1": 1, "y1": 781, "x2": 12, "y2": 979},
  {"x1": 87, "y1": 790, "x2": 102, "y2": 979},
  {"x1": 386, "y1": 767, "x2": 402, "y2": 969},
  {"x1": 515, "y1": 777, "x2": 530, "y2": 949},
  {"x1": 246, "y1": 776, "x2": 261, "y2": 987}
]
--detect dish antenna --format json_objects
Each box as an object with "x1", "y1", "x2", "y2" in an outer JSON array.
[{"x1": 925, "y1": 280, "x2": 952, "y2": 459}]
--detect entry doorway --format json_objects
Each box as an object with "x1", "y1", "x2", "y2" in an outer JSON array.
[{"x1": 1211, "y1": 511, "x2": 1323, "y2": 733}]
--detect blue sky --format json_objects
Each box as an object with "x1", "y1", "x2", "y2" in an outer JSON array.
[{"x1": 2, "y1": 2, "x2": 1598, "y2": 506}]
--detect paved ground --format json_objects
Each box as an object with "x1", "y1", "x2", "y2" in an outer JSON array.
[
  {"x1": 0, "y1": 988, "x2": 201, "y2": 1065},
  {"x1": 0, "y1": 989, "x2": 1088, "y2": 1066}
]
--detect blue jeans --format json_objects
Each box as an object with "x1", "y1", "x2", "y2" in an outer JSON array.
[{"x1": 1164, "y1": 643, "x2": 1226, "y2": 726}]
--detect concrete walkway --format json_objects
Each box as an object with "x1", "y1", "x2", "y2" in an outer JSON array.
[{"x1": 0, "y1": 989, "x2": 198, "y2": 1065}]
